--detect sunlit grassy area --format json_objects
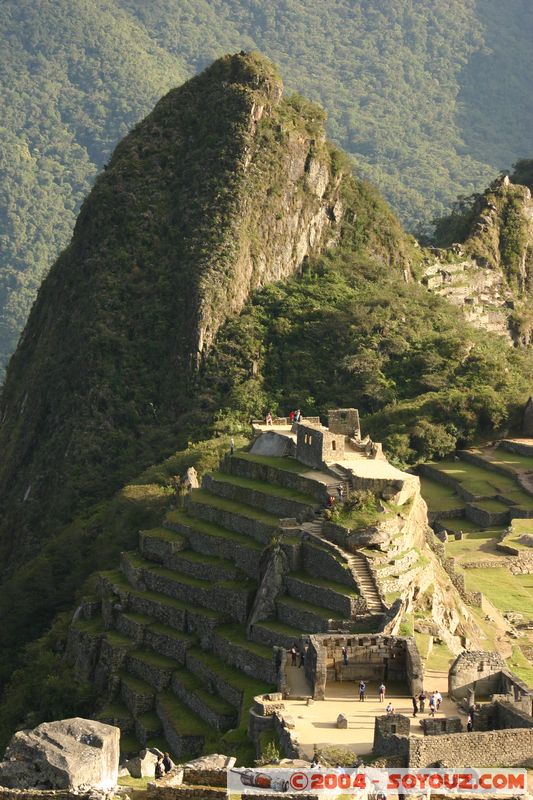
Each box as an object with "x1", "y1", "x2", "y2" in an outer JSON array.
[
  {"x1": 234, "y1": 451, "x2": 307, "y2": 473},
  {"x1": 464, "y1": 567, "x2": 533, "y2": 621},
  {"x1": 445, "y1": 532, "x2": 502, "y2": 560},
  {"x1": 425, "y1": 641, "x2": 454, "y2": 671},
  {"x1": 419, "y1": 476, "x2": 463, "y2": 511}
]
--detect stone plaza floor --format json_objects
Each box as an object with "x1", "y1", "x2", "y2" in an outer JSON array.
[{"x1": 282, "y1": 670, "x2": 462, "y2": 758}]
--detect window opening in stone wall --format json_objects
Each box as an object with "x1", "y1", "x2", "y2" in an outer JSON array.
[{"x1": 332, "y1": 440, "x2": 336, "y2": 450}]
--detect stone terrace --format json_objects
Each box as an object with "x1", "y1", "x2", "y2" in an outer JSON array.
[{"x1": 69, "y1": 443, "x2": 391, "y2": 760}]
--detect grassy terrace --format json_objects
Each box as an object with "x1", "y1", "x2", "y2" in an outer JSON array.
[
  {"x1": 289, "y1": 570, "x2": 360, "y2": 597},
  {"x1": 120, "y1": 671, "x2": 155, "y2": 695},
  {"x1": 103, "y1": 568, "x2": 222, "y2": 617},
  {"x1": 129, "y1": 648, "x2": 179, "y2": 669},
  {"x1": 254, "y1": 619, "x2": 303, "y2": 639},
  {"x1": 419, "y1": 476, "x2": 463, "y2": 512},
  {"x1": 277, "y1": 594, "x2": 344, "y2": 621},
  {"x1": 166, "y1": 509, "x2": 262, "y2": 549},
  {"x1": 464, "y1": 568, "x2": 533, "y2": 621},
  {"x1": 212, "y1": 470, "x2": 315, "y2": 504},
  {"x1": 190, "y1": 488, "x2": 281, "y2": 525},
  {"x1": 158, "y1": 691, "x2": 214, "y2": 738},
  {"x1": 215, "y1": 624, "x2": 274, "y2": 659},
  {"x1": 141, "y1": 527, "x2": 188, "y2": 544},
  {"x1": 173, "y1": 668, "x2": 235, "y2": 715},
  {"x1": 233, "y1": 452, "x2": 308, "y2": 473},
  {"x1": 469, "y1": 446, "x2": 533, "y2": 473}
]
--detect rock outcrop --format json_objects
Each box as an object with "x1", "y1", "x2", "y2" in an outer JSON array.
[
  {"x1": 422, "y1": 175, "x2": 533, "y2": 342},
  {"x1": 0, "y1": 718, "x2": 119, "y2": 790},
  {"x1": 0, "y1": 52, "x2": 348, "y2": 570}
]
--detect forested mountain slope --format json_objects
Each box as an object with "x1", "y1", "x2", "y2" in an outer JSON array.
[{"x1": 2, "y1": 0, "x2": 533, "y2": 374}]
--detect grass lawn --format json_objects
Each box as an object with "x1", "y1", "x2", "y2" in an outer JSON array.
[
  {"x1": 419, "y1": 476, "x2": 463, "y2": 512},
  {"x1": 441, "y1": 517, "x2": 486, "y2": 534},
  {"x1": 491, "y1": 446, "x2": 533, "y2": 471},
  {"x1": 510, "y1": 518, "x2": 533, "y2": 535},
  {"x1": 234, "y1": 451, "x2": 307, "y2": 473},
  {"x1": 445, "y1": 533, "x2": 502, "y2": 560},
  {"x1": 465, "y1": 567, "x2": 533, "y2": 621},
  {"x1": 473, "y1": 498, "x2": 510, "y2": 513},
  {"x1": 430, "y1": 460, "x2": 517, "y2": 493},
  {"x1": 507, "y1": 645, "x2": 533, "y2": 686},
  {"x1": 425, "y1": 641, "x2": 454, "y2": 671}
]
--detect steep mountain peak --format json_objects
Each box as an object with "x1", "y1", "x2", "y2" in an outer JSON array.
[{"x1": 0, "y1": 52, "x2": 358, "y2": 565}]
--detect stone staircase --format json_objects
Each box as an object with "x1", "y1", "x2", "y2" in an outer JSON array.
[
  {"x1": 346, "y1": 551, "x2": 384, "y2": 614},
  {"x1": 69, "y1": 451, "x2": 388, "y2": 760}
]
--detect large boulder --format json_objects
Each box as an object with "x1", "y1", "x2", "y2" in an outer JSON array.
[
  {"x1": 0, "y1": 718, "x2": 120, "y2": 790},
  {"x1": 124, "y1": 749, "x2": 158, "y2": 778}
]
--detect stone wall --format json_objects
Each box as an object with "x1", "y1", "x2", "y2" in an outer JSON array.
[
  {"x1": 202, "y1": 474, "x2": 315, "y2": 520},
  {"x1": 296, "y1": 424, "x2": 345, "y2": 469},
  {"x1": 223, "y1": 455, "x2": 328, "y2": 502},
  {"x1": 420, "y1": 717, "x2": 463, "y2": 735},
  {"x1": 328, "y1": 408, "x2": 360, "y2": 438},
  {"x1": 449, "y1": 651, "x2": 508, "y2": 700},
  {"x1": 147, "y1": 784, "x2": 226, "y2": 800},
  {"x1": 465, "y1": 502, "x2": 510, "y2": 528},
  {"x1": 301, "y1": 541, "x2": 358, "y2": 589},
  {"x1": 408, "y1": 728, "x2": 533, "y2": 767},
  {"x1": 424, "y1": 530, "x2": 483, "y2": 606},
  {"x1": 373, "y1": 714, "x2": 410, "y2": 760},
  {"x1": 306, "y1": 634, "x2": 421, "y2": 700},
  {"x1": 166, "y1": 516, "x2": 261, "y2": 581},
  {"x1": 187, "y1": 497, "x2": 277, "y2": 545}
]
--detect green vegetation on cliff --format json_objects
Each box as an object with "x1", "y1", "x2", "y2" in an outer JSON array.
[{"x1": 2, "y1": 0, "x2": 533, "y2": 373}]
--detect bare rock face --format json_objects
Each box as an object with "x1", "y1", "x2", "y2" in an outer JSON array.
[{"x1": 0, "y1": 718, "x2": 120, "y2": 790}]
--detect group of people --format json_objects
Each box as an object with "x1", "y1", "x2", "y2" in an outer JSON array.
[
  {"x1": 411, "y1": 689, "x2": 442, "y2": 717},
  {"x1": 264, "y1": 409, "x2": 303, "y2": 425},
  {"x1": 289, "y1": 643, "x2": 306, "y2": 668},
  {"x1": 154, "y1": 752, "x2": 174, "y2": 779}
]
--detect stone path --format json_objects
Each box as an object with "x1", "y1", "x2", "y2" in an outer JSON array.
[{"x1": 282, "y1": 678, "x2": 464, "y2": 758}]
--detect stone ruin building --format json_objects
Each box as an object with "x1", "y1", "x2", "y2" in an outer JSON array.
[{"x1": 66, "y1": 408, "x2": 533, "y2": 769}]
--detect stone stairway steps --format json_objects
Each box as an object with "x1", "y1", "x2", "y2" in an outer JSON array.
[
  {"x1": 187, "y1": 488, "x2": 279, "y2": 545},
  {"x1": 171, "y1": 668, "x2": 238, "y2": 731},
  {"x1": 250, "y1": 619, "x2": 305, "y2": 650},
  {"x1": 204, "y1": 472, "x2": 319, "y2": 519},
  {"x1": 165, "y1": 509, "x2": 262, "y2": 580},
  {"x1": 286, "y1": 571, "x2": 360, "y2": 617},
  {"x1": 346, "y1": 552, "x2": 383, "y2": 612},
  {"x1": 276, "y1": 594, "x2": 345, "y2": 633}
]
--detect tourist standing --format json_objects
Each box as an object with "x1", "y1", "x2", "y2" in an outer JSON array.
[
  {"x1": 230, "y1": 436, "x2": 235, "y2": 456},
  {"x1": 418, "y1": 690, "x2": 426, "y2": 713},
  {"x1": 412, "y1": 696, "x2": 418, "y2": 717},
  {"x1": 386, "y1": 702, "x2": 394, "y2": 715},
  {"x1": 435, "y1": 690, "x2": 442, "y2": 711},
  {"x1": 299, "y1": 649, "x2": 305, "y2": 668},
  {"x1": 155, "y1": 756, "x2": 164, "y2": 780},
  {"x1": 342, "y1": 646, "x2": 348, "y2": 666},
  {"x1": 358, "y1": 680, "x2": 366, "y2": 702},
  {"x1": 467, "y1": 714, "x2": 473, "y2": 732},
  {"x1": 378, "y1": 683, "x2": 386, "y2": 702},
  {"x1": 338, "y1": 484, "x2": 345, "y2": 501},
  {"x1": 289, "y1": 410, "x2": 295, "y2": 424},
  {"x1": 290, "y1": 645, "x2": 298, "y2": 666},
  {"x1": 428, "y1": 693, "x2": 436, "y2": 717},
  {"x1": 295, "y1": 409, "x2": 302, "y2": 422},
  {"x1": 162, "y1": 753, "x2": 173, "y2": 773},
  {"x1": 265, "y1": 411, "x2": 273, "y2": 425}
]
